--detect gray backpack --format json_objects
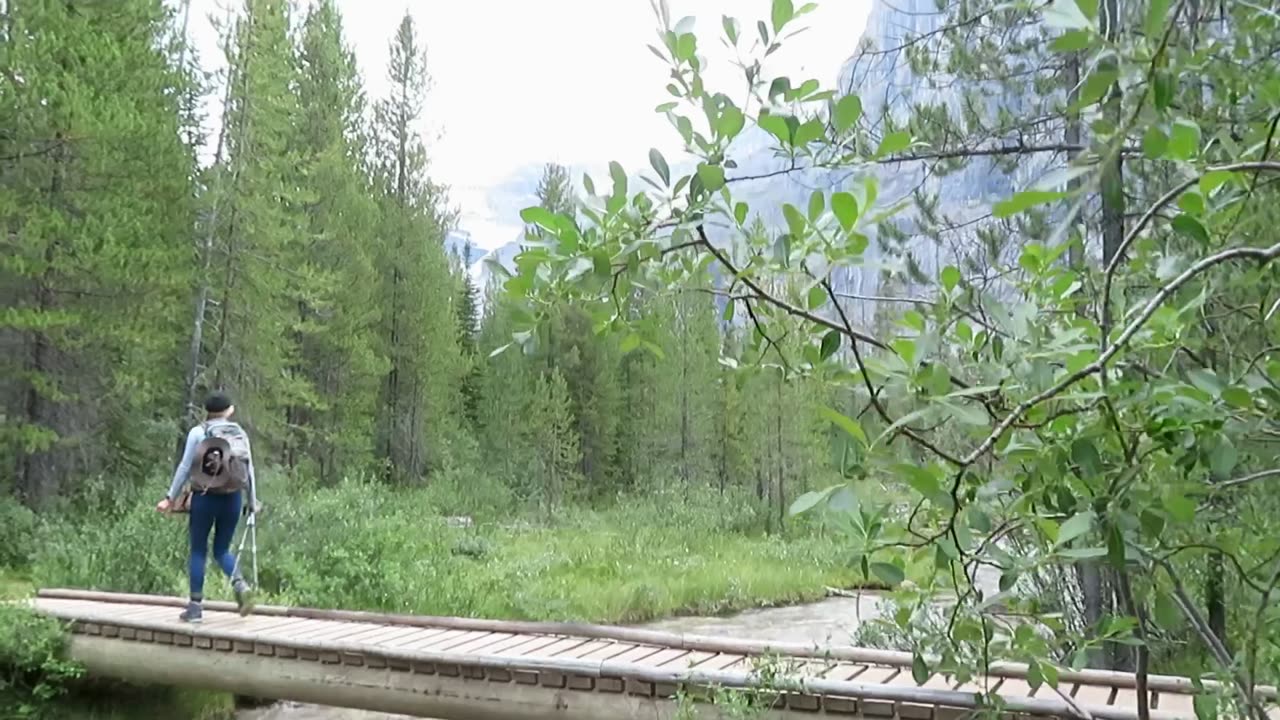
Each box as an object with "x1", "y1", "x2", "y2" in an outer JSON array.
[{"x1": 190, "y1": 421, "x2": 251, "y2": 494}]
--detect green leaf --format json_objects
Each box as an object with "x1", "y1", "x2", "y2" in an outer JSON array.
[
  {"x1": 870, "y1": 562, "x2": 905, "y2": 587},
  {"x1": 1143, "y1": 126, "x2": 1169, "y2": 159},
  {"x1": 1200, "y1": 170, "x2": 1233, "y2": 195},
  {"x1": 488, "y1": 343, "x2": 512, "y2": 358},
  {"x1": 898, "y1": 464, "x2": 941, "y2": 498},
  {"x1": 1154, "y1": 70, "x2": 1174, "y2": 111},
  {"x1": 1051, "y1": 29, "x2": 1092, "y2": 52},
  {"x1": 1044, "y1": 0, "x2": 1091, "y2": 29},
  {"x1": 818, "y1": 405, "x2": 867, "y2": 446},
  {"x1": 697, "y1": 163, "x2": 725, "y2": 192},
  {"x1": 1107, "y1": 525, "x2": 1126, "y2": 569},
  {"x1": 649, "y1": 149, "x2": 670, "y2": 186},
  {"x1": 620, "y1": 333, "x2": 642, "y2": 354},
  {"x1": 999, "y1": 569, "x2": 1019, "y2": 592},
  {"x1": 834, "y1": 94, "x2": 862, "y2": 132},
  {"x1": 789, "y1": 485, "x2": 838, "y2": 516},
  {"x1": 1071, "y1": 438, "x2": 1103, "y2": 479},
  {"x1": 1221, "y1": 386, "x2": 1252, "y2": 409},
  {"x1": 1027, "y1": 661, "x2": 1045, "y2": 691},
  {"x1": 1164, "y1": 493, "x2": 1195, "y2": 523},
  {"x1": 722, "y1": 15, "x2": 739, "y2": 44},
  {"x1": 793, "y1": 119, "x2": 825, "y2": 146},
  {"x1": 758, "y1": 113, "x2": 791, "y2": 144},
  {"x1": 1194, "y1": 694, "x2": 1218, "y2": 720},
  {"x1": 801, "y1": 192, "x2": 824, "y2": 225},
  {"x1": 1208, "y1": 439, "x2": 1238, "y2": 481},
  {"x1": 718, "y1": 105, "x2": 746, "y2": 139},
  {"x1": 520, "y1": 206, "x2": 559, "y2": 230},
  {"x1": 808, "y1": 284, "x2": 827, "y2": 310},
  {"x1": 734, "y1": 202, "x2": 749, "y2": 226},
  {"x1": 1080, "y1": 67, "x2": 1118, "y2": 106},
  {"x1": 783, "y1": 203, "x2": 807, "y2": 238},
  {"x1": 876, "y1": 131, "x2": 911, "y2": 157},
  {"x1": 831, "y1": 192, "x2": 859, "y2": 231},
  {"x1": 610, "y1": 161, "x2": 628, "y2": 195},
  {"x1": 941, "y1": 266, "x2": 960, "y2": 292},
  {"x1": 771, "y1": 0, "x2": 794, "y2": 33},
  {"x1": 1144, "y1": 0, "x2": 1172, "y2": 39},
  {"x1": 1168, "y1": 119, "x2": 1201, "y2": 160},
  {"x1": 675, "y1": 33, "x2": 696, "y2": 62},
  {"x1": 1060, "y1": 547, "x2": 1109, "y2": 559},
  {"x1": 819, "y1": 330, "x2": 841, "y2": 360},
  {"x1": 1056, "y1": 511, "x2": 1096, "y2": 546},
  {"x1": 912, "y1": 654, "x2": 930, "y2": 684},
  {"x1": 565, "y1": 257, "x2": 593, "y2": 282},
  {"x1": 1172, "y1": 214, "x2": 1210, "y2": 244},
  {"x1": 994, "y1": 190, "x2": 1067, "y2": 218}
]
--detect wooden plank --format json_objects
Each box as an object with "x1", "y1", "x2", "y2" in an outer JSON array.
[
  {"x1": 692, "y1": 653, "x2": 748, "y2": 671},
  {"x1": 375, "y1": 627, "x2": 452, "y2": 649},
  {"x1": 1072, "y1": 684, "x2": 1116, "y2": 706},
  {"x1": 324, "y1": 625, "x2": 413, "y2": 647},
  {"x1": 607, "y1": 644, "x2": 665, "y2": 664},
  {"x1": 665, "y1": 650, "x2": 714, "y2": 668},
  {"x1": 395, "y1": 629, "x2": 470, "y2": 650},
  {"x1": 417, "y1": 630, "x2": 496, "y2": 652},
  {"x1": 632, "y1": 647, "x2": 690, "y2": 667},
  {"x1": 335, "y1": 623, "x2": 415, "y2": 646},
  {"x1": 824, "y1": 663, "x2": 870, "y2": 681},
  {"x1": 550, "y1": 639, "x2": 616, "y2": 659},
  {"x1": 995, "y1": 677, "x2": 1039, "y2": 699},
  {"x1": 1112, "y1": 688, "x2": 1146, "y2": 710},
  {"x1": 298, "y1": 622, "x2": 387, "y2": 643},
  {"x1": 490, "y1": 635, "x2": 564, "y2": 657},
  {"x1": 579, "y1": 641, "x2": 640, "y2": 661},
  {"x1": 519, "y1": 637, "x2": 593, "y2": 658},
  {"x1": 463, "y1": 633, "x2": 540, "y2": 656},
  {"x1": 1153, "y1": 692, "x2": 1196, "y2": 716},
  {"x1": 854, "y1": 666, "x2": 902, "y2": 687},
  {"x1": 441, "y1": 632, "x2": 519, "y2": 655}
]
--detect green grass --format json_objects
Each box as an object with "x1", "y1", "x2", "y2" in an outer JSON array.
[
  {"x1": 28, "y1": 474, "x2": 908, "y2": 625},
  {"x1": 49, "y1": 684, "x2": 235, "y2": 720},
  {"x1": 0, "y1": 569, "x2": 33, "y2": 600}
]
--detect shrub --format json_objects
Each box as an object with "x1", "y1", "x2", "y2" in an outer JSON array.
[
  {"x1": 0, "y1": 498, "x2": 37, "y2": 570},
  {"x1": 0, "y1": 605, "x2": 83, "y2": 719}
]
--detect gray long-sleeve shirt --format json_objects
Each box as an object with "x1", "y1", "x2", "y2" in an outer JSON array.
[{"x1": 167, "y1": 419, "x2": 258, "y2": 510}]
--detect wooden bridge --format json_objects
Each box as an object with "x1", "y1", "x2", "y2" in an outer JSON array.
[{"x1": 30, "y1": 588, "x2": 1277, "y2": 720}]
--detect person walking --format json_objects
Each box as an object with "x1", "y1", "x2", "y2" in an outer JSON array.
[{"x1": 156, "y1": 392, "x2": 257, "y2": 622}]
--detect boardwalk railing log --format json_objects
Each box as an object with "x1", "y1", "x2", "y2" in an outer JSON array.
[{"x1": 30, "y1": 589, "x2": 1280, "y2": 720}]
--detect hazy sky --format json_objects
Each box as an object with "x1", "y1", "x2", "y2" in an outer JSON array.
[{"x1": 187, "y1": 0, "x2": 871, "y2": 250}]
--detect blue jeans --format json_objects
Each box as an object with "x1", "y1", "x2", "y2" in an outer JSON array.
[{"x1": 189, "y1": 491, "x2": 242, "y2": 599}]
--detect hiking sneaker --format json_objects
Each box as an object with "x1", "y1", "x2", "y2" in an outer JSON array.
[
  {"x1": 179, "y1": 601, "x2": 203, "y2": 624},
  {"x1": 232, "y1": 579, "x2": 256, "y2": 617}
]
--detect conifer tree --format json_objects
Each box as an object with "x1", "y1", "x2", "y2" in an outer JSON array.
[
  {"x1": 1, "y1": 0, "x2": 198, "y2": 506},
  {"x1": 284, "y1": 0, "x2": 385, "y2": 480},
  {"x1": 371, "y1": 12, "x2": 462, "y2": 481}
]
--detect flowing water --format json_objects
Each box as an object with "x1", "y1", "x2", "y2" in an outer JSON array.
[{"x1": 235, "y1": 591, "x2": 895, "y2": 720}]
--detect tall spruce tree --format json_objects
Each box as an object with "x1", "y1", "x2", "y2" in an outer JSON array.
[
  {"x1": 1, "y1": 0, "x2": 198, "y2": 506},
  {"x1": 284, "y1": 0, "x2": 385, "y2": 481},
  {"x1": 371, "y1": 12, "x2": 462, "y2": 481}
]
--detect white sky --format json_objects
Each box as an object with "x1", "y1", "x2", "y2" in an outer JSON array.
[{"x1": 187, "y1": 0, "x2": 871, "y2": 250}]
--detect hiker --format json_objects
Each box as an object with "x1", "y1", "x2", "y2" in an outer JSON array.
[{"x1": 156, "y1": 392, "x2": 258, "y2": 622}]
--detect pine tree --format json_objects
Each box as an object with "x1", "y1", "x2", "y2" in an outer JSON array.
[
  {"x1": 194, "y1": 0, "x2": 303, "y2": 450},
  {"x1": 371, "y1": 12, "x2": 463, "y2": 481},
  {"x1": 1, "y1": 0, "x2": 199, "y2": 506},
  {"x1": 283, "y1": 0, "x2": 385, "y2": 481}
]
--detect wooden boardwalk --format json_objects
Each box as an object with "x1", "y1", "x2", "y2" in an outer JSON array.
[{"x1": 31, "y1": 589, "x2": 1277, "y2": 720}]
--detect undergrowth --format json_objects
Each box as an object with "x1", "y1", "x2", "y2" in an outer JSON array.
[{"x1": 28, "y1": 470, "x2": 902, "y2": 624}]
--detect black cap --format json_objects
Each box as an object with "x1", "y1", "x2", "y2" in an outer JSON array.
[{"x1": 204, "y1": 392, "x2": 232, "y2": 414}]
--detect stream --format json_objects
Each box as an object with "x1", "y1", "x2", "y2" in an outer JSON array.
[{"x1": 237, "y1": 591, "x2": 894, "y2": 720}]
